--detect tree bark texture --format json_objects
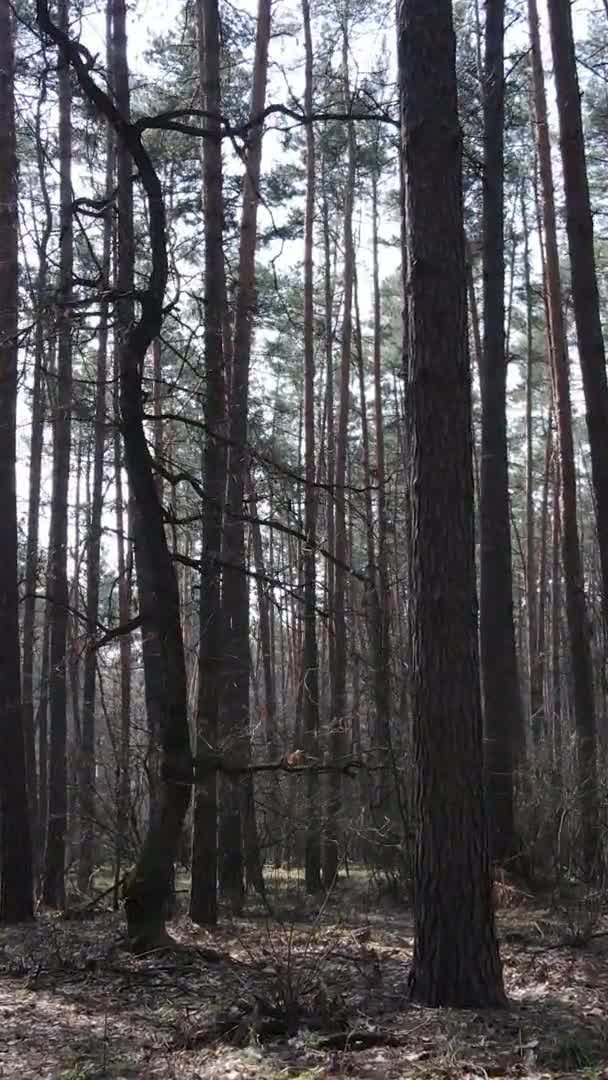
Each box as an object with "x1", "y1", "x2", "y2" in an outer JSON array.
[
  {"x1": 0, "y1": 0, "x2": 34, "y2": 922},
  {"x1": 399, "y1": 0, "x2": 506, "y2": 1008}
]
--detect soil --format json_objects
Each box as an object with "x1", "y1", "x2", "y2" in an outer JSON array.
[{"x1": 0, "y1": 877, "x2": 606, "y2": 1079}]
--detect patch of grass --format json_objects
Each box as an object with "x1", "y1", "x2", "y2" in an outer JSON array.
[
  {"x1": 58, "y1": 1063, "x2": 100, "y2": 1080},
  {"x1": 58, "y1": 1056, "x2": 134, "y2": 1080},
  {"x1": 537, "y1": 1028, "x2": 608, "y2": 1071}
]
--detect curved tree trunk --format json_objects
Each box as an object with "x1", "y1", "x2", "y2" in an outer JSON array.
[
  {"x1": 37, "y1": 0, "x2": 192, "y2": 947},
  {"x1": 219, "y1": 0, "x2": 272, "y2": 909}
]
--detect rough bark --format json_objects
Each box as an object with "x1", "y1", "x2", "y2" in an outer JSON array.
[
  {"x1": 0, "y1": 0, "x2": 34, "y2": 922},
  {"x1": 528, "y1": 0, "x2": 598, "y2": 875},
  {"x1": 399, "y1": 0, "x2": 506, "y2": 1008}
]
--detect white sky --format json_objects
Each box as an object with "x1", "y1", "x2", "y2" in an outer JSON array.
[{"x1": 15, "y1": 0, "x2": 604, "y2": 566}]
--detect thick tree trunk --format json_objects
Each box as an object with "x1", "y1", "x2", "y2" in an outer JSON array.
[
  {"x1": 399, "y1": 0, "x2": 505, "y2": 1008},
  {"x1": 43, "y1": 0, "x2": 73, "y2": 908},
  {"x1": 189, "y1": 0, "x2": 227, "y2": 926},
  {"x1": 479, "y1": 0, "x2": 520, "y2": 865},
  {"x1": 528, "y1": 0, "x2": 598, "y2": 875},
  {"x1": 547, "y1": 0, "x2": 608, "y2": 638},
  {"x1": 0, "y1": 0, "x2": 34, "y2": 922}
]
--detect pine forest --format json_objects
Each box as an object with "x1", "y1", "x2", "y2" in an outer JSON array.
[{"x1": 2, "y1": 0, "x2": 608, "y2": 1075}]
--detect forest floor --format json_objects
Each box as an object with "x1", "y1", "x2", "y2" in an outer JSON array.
[{"x1": 0, "y1": 872, "x2": 607, "y2": 1080}]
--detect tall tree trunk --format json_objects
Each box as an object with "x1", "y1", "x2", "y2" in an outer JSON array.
[
  {"x1": 0, "y1": 0, "x2": 34, "y2": 922},
  {"x1": 355, "y1": 271, "x2": 396, "y2": 861},
  {"x1": 22, "y1": 78, "x2": 53, "y2": 861},
  {"x1": 79, "y1": 97, "x2": 114, "y2": 891},
  {"x1": 43, "y1": 0, "x2": 73, "y2": 908},
  {"x1": 546, "y1": 0, "x2": 608, "y2": 638},
  {"x1": 111, "y1": 0, "x2": 192, "y2": 946},
  {"x1": 551, "y1": 461, "x2": 563, "y2": 800},
  {"x1": 371, "y1": 167, "x2": 396, "y2": 845},
  {"x1": 218, "y1": 0, "x2": 271, "y2": 910},
  {"x1": 528, "y1": 0, "x2": 598, "y2": 875},
  {"x1": 479, "y1": 0, "x2": 520, "y2": 864},
  {"x1": 301, "y1": 0, "x2": 321, "y2": 894},
  {"x1": 399, "y1": 0, "x2": 505, "y2": 1008},
  {"x1": 535, "y1": 410, "x2": 553, "y2": 754},
  {"x1": 37, "y1": 0, "x2": 194, "y2": 943},
  {"x1": 112, "y1": 356, "x2": 132, "y2": 909},
  {"x1": 189, "y1": 0, "x2": 227, "y2": 927},
  {"x1": 522, "y1": 181, "x2": 544, "y2": 748},
  {"x1": 323, "y1": 9, "x2": 355, "y2": 887}
]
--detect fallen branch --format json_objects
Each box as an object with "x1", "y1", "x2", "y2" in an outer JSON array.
[{"x1": 162, "y1": 752, "x2": 367, "y2": 786}]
